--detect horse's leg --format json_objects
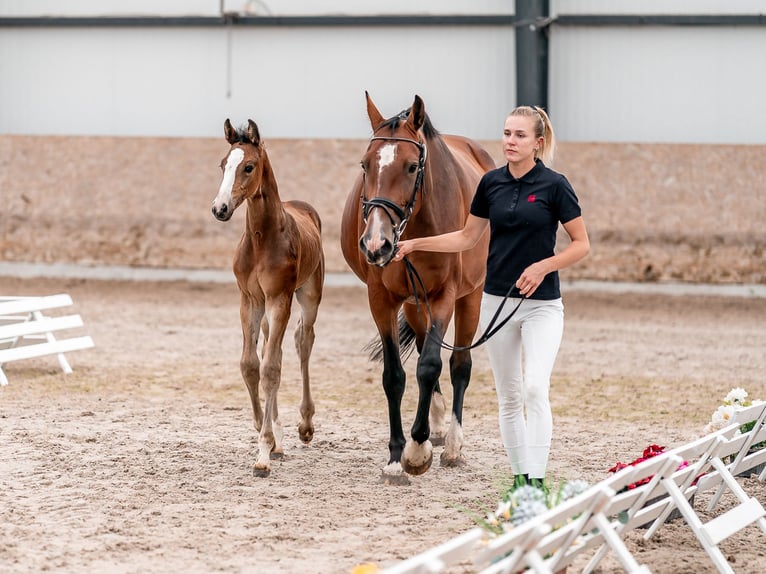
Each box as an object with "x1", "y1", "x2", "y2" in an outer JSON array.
[
  {"x1": 293, "y1": 274, "x2": 321, "y2": 444},
  {"x1": 404, "y1": 304, "x2": 447, "y2": 447},
  {"x1": 240, "y1": 293, "x2": 265, "y2": 434},
  {"x1": 402, "y1": 299, "x2": 454, "y2": 476},
  {"x1": 441, "y1": 288, "x2": 481, "y2": 467},
  {"x1": 253, "y1": 292, "x2": 292, "y2": 477},
  {"x1": 369, "y1": 295, "x2": 409, "y2": 485}
]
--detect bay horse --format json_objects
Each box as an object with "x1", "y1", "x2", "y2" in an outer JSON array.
[
  {"x1": 340, "y1": 93, "x2": 495, "y2": 484},
  {"x1": 212, "y1": 118, "x2": 325, "y2": 478}
]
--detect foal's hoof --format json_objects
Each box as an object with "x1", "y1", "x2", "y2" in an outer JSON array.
[
  {"x1": 253, "y1": 464, "x2": 271, "y2": 478},
  {"x1": 401, "y1": 439, "x2": 433, "y2": 476},
  {"x1": 269, "y1": 450, "x2": 284, "y2": 461},
  {"x1": 298, "y1": 423, "x2": 314, "y2": 444}
]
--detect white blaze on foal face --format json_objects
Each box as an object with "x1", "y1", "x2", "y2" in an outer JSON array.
[{"x1": 212, "y1": 148, "x2": 245, "y2": 218}]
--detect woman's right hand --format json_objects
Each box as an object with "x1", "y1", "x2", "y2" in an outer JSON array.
[{"x1": 393, "y1": 240, "x2": 413, "y2": 262}]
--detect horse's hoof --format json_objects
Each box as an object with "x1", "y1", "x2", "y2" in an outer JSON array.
[
  {"x1": 440, "y1": 451, "x2": 467, "y2": 468},
  {"x1": 269, "y1": 450, "x2": 284, "y2": 461},
  {"x1": 401, "y1": 439, "x2": 433, "y2": 476},
  {"x1": 379, "y1": 471, "x2": 410, "y2": 486},
  {"x1": 298, "y1": 423, "x2": 314, "y2": 444},
  {"x1": 253, "y1": 464, "x2": 271, "y2": 478}
]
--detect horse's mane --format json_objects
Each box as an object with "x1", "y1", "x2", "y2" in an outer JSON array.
[{"x1": 380, "y1": 108, "x2": 440, "y2": 141}]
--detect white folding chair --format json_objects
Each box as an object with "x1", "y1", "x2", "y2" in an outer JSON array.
[
  {"x1": 580, "y1": 451, "x2": 688, "y2": 574},
  {"x1": 700, "y1": 402, "x2": 766, "y2": 510},
  {"x1": 379, "y1": 527, "x2": 485, "y2": 574},
  {"x1": 474, "y1": 515, "x2": 553, "y2": 574},
  {"x1": 0, "y1": 294, "x2": 94, "y2": 385},
  {"x1": 646, "y1": 422, "x2": 766, "y2": 574},
  {"x1": 477, "y1": 483, "x2": 651, "y2": 574}
]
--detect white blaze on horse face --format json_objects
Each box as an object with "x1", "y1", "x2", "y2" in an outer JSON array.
[
  {"x1": 377, "y1": 143, "x2": 396, "y2": 175},
  {"x1": 213, "y1": 148, "x2": 245, "y2": 211},
  {"x1": 363, "y1": 143, "x2": 397, "y2": 253}
]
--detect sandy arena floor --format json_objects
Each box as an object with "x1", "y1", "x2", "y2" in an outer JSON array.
[{"x1": 1, "y1": 275, "x2": 765, "y2": 573}]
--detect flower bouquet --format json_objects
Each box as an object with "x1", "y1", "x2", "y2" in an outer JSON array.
[
  {"x1": 608, "y1": 444, "x2": 690, "y2": 526},
  {"x1": 478, "y1": 477, "x2": 590, "y2": 535},
  {"x1": 703, "y1": 387, "x2": 766, "y2": 475}
]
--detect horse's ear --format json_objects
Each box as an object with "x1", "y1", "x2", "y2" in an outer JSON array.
[
  {"x1": 365, "y1": 91, "x2": 385, "y2": 131},
  {"x1": 224, "y1": 118, "x2": 238, "y2": 144},
  {"x1": 246, "y1": 119, "x2": 261, "y2": 146},
  {"x1": 408, "y1": 95, "x2": 426, "y2": 132}
]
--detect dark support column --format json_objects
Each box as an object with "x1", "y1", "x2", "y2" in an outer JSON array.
[{"x1": 515, "y1": 0, "x2": 550, "y2": 109}]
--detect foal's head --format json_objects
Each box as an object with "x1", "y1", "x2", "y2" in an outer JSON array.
[
  {"x1": 211, "y1": 118, "x2": 267, "y2": 222},
  {"x1": 358, "y1": 92, "x2": 431, "y2": 266}
]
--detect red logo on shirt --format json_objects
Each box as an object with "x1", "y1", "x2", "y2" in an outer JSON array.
[{"x1": 528, "y1": 195, "x2": 536, "y2": 203}]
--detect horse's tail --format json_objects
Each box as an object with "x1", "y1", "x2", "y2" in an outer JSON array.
[{"x1": 364, "y1": 311, "x2": 417, "y2": 363}]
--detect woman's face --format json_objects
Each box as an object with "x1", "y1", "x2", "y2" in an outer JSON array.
[{"x1": 502, "y1": 115, "x2": 542, "y2": 165}]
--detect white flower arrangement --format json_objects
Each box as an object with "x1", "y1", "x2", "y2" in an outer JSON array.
[{"x1": 703, "y1": 387, "x2": 764, "y2": 434}]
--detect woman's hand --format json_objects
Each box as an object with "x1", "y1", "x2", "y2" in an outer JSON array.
[
  {"x1": 392, "y1": 240, "x2": 413, "y2": 262},
  {"x1": 516, "y1": 261, "x2": 550, "y2": 297}
]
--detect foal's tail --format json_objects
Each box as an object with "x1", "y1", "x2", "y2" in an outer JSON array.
[{"x1": 364, "y1": 311, "x2": 417, "y2": 363}]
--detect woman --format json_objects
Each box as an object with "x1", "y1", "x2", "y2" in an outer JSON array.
[{"x1": 393, "y1": 106, "x2": 589, "y2": 485}]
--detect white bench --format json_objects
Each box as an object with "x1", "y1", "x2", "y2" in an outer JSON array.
[{"x1": 0, "y1": 294, "x2": 94, "y2": 385}]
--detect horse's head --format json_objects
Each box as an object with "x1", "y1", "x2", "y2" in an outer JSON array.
[
  {"x1": 358, "y1": 92, "x2": 428, "y2": 267},
  {"x1": 212, "y1": 118, "x2": 266, "y2": 222}
]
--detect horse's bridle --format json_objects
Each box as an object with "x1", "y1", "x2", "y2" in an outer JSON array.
[{"x1": 361, "y1": 136, "x2": 427, "y2": 265}]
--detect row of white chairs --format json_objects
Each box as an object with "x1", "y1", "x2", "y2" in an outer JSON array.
[
  {"x1": 381, "y1": 402, "x2": 766, "y2": 574},
  {"x1": 0, "y1": 294, "x2": 93, "y2": 386}
]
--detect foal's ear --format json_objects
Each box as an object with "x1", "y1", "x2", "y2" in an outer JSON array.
[
  {"x1": 365, "y1": 91, "x2": 385, "y2": 131},
  {"x1": 224, "y1": 118, "x2": 238, "y2": 144},
  {"x1": 408, "y1": 95, "x2": 426, "y2": 132},
  {"x1": 246, "y1": 120, "x2": 261, "y2": 146}
]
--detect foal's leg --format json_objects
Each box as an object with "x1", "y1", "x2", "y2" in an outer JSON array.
[
  {"x1": 253, "y1": 293, "x2": 291, "y2": 478},
  {"x1": 441, "y1": 289, "x2": 481, "y2": 467},
  {"x1": 240, "y1": 294, "x2": 265, "y2": 433},
  {"x1": 293, "y1": 277, "x2": 321, "y2": 444}
]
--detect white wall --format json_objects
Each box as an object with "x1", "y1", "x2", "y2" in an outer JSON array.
[
  {"x1": 2, "y1": 1, "x2": 766, "y2": 143},
  {"x1": 0, "y1": 24, "x2": 514, "y2": 140},
  {"x1": 549, "y1": 25, "x2": 766, "y2": 144}
]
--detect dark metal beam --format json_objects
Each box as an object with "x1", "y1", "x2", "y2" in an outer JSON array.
[
  {"x1": 2, "y1": 13, "x2": 765, "y2": 28},
  {"x1": 515, "y1": 1, "x2": 550, "y2": 110},
  {"x1": 554, "y1": 14, "x2": 766, "y2": 27},
  {"x1": 0, "y1": 14, "x2": 518, "y2": 28}
]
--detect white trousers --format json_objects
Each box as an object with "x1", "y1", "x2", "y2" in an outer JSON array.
[{"x1": 479, "y1": 293, "x2": 564, "y2": 479}]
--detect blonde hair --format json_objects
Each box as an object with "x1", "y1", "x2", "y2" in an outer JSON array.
[{"x1": 508, "y1": 106, "x2": 556, "y2": 166}]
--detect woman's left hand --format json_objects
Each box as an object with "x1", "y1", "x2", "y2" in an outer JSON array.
[{"x1": 516, "y1": 261, "x2": 550, "y2": 297}]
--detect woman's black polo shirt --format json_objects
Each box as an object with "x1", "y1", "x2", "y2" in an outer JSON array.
[{"x1": 470, "y1": 160, "x2": 581, "y2": 300}]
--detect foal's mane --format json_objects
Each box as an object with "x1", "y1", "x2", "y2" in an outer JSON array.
[{"x1": 230, "y1": 125, "x2": 259, "y2": 146}]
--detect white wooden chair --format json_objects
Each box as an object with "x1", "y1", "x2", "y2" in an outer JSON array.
[
  {"x1": 475, "y1": 482, "x2": 652, "y2": 574},
  {"x1": 0, "y1": 294, "x2": 94, "y2": 385},
  {"x1": 698, "y1": 402, "x2": 766, "y2": 511},
  {"x1": 378, "y1": 527, "x2": 485, "y2": 574},
  {"x1": 639, "y1": 420, "x2": 766, "y2": 574},
  {"x1": 581, "y1": 433, "x2": 728, "y2": 574}
]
